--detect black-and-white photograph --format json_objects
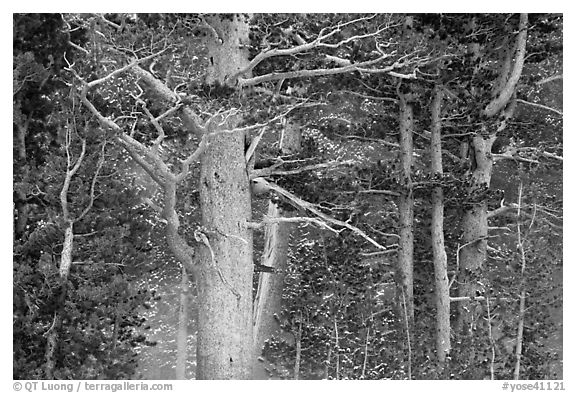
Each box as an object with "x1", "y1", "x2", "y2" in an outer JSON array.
[{"x1": 12, "y1": 12, "x2": 563, "y2": 382}]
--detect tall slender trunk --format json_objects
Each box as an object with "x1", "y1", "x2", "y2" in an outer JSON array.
[
  {"x1": 513, "y1": 183, "x2": 527, "y2": 380},
  {"x1": 176, "y1": 266, "x2": 189, "y2": 379},
  {"x1": 397, "y1": 93, "x2": 414, "y2": 324},
  {"x1": 45, "y1": 221, "x2": 74, "y2": 379},
  {"x1": 430, "y1": 86, "x2": 450, "y2": 364}
]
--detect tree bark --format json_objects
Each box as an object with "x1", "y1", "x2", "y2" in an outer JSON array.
[
  {"x1": 397, "y1": 92, "x2": 414, "y2": 324},
  {"x1": 204, "y1": 14, "x2": 251, "y2": 87},
  {"x1": 176, "y1": 266, "x2": 189, "y2": 380},
  {"x1": 252, "y1": 202, "x2": 291, "y2": 379},
  {"x1": 457, "y1": 13, "x2": 528, "y2": 334},
  {"x1": 457, "y1": 135, "x2": 495, "y2": 333},
  {"x1": 196, "y1": 129, "x2": 254, "y2": 379},
  {"x1": 430, "y1": 86, "x2": 450, "y2": 364},
  {"x1": 44, "y1": 221, "x2": 73, "y2": 379},
  {"x1": 252, "y1": 121, "x2": 300, "y2": 379},
  {"x1": 194, "y1": 14, "x2": 255, "y2": 380}
]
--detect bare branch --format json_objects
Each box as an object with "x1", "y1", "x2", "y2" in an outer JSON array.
[
  {"x1": 542, "y1": 151, "x2": 563, "y2": 161},
  {"x1": 535, "y1": 74, "x2": 562, "y2": 86},
  {"x1": 516, "y1": 98, "x2": 562, "y2": 116},
  {"x1": 86, "y1": 49, "x2": 167, "y2": 89},
  {"x1": 239, "y1": 54, "x2": 396, "y2": 88},
  {"x1": 175, "y1": 135, "x2": 209, "y2": 182},
  {"x1": 250, "y1": 160, "x2": 355, "y2": 179},
  {"x1": 246, "y1": 216, "x2": 341, "y2": 233},
  {"x1": 195, "y1": 229, "x2": 241, "y2": 300},
  {"x1": 77, "y1": 140, "x2": 107, "y2": 221},
  {"x1": 231, "y1": 14, "x2": 387, "y2": 81},
  {"x1": 142, "y1": 197, "x2": 164, "y2": 215},
  {"x1": 251, "y1": 177, "x2": 387, "y2": 251}
]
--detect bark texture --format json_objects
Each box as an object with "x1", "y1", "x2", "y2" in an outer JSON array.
[
  {"x1": 397, "y1": 93, "x2": 414, "y2": 324},
  {"x1": 252, "y1": 202, "x2": 291, "y2": 379},
  {"x1": 430, "y1": 87, "x2": 450, "y2": 363},
  {"x1": 204, "y1": 14, "x2": 251, "y2": 87},
  {"x1": 176, "y1": 266, "x2": 189, "y2": 379},
  {"x1": 457, "y1": 13, "x2": 528, "y2": 334},
  {"x1": 458, "y1": 135, "x2": 495, "y2": 332},
  {"x1": 196, "y1": 129, "x2": 254, "y2": 379}
]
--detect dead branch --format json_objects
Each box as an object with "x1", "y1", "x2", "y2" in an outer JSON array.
[
  {"x1": 194, "y1": 229, "x2": 241, "y2": 300},
  {"x1": 77, "y1": 140, "x2": 107, "y2": 221},
  {"x1": 535, "y1": 74, "x2": 562, "y2": 86},
  {"x1": 251, "y1": 177, "x2": 387, "y2": 251},
  {"x1": 239, "y1": 54, "x2": 400, "y2": 88},
  {"x1": 515, "y1": 98, "x2": 562, "y2": 117},
  {"x1": 246, "y1": 215, "x2": 341, "y2": 233},
  {"x1": 250, "y1": 160, "x2": 355, "y2": 179},
  {"x1": 232, "y1": 14, "x2": 392, "y2": 81}
]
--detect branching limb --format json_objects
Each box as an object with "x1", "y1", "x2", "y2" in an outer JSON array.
[
  {"x1": 239, "y1": 54, "x2": 398, "y2": 88},
  {"x1": 250, "y1": 160, "x2": 355, "y2": 179},
  {"x1": 85, "y1": 49, "x2": 168, "y2": 89},
  {"x1": 251, "y1": 177, "x2": 387, "y2": 251},
  {"x1": 246, "y1": 215, "x2": 341, "y2": 234},
  {"x1": 77, "y1": 140, "x2": 107, "y2": 221},
  {"x1": 232, "y1": 14, "x2": 390, "y2": 81},
  {"x1": 194, "y1": 229, "x2": 241, "y2": 300},
  {"x1": 60, "y1": 135, "x2": 87, "y2": 222},
  {"x1": 515, "y1": 98, "x2": 562, "y2": 116}
]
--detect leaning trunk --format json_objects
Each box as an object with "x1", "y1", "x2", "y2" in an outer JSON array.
[
  {"x1": 430, "y1": 87, "x2": 450, "y2": 364},
  {"x1": 252, "y1": 121, "x2": 301, "y2": 379},
  {"x1": 252, "y1": 202, "x2": 291, "y2": 379}
]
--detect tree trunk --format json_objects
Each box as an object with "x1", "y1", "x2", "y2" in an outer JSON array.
[
  {"x1": 252, "y1": 202, "x2": 291, "y2": 379},
  {"x1": 45, "y1": 221, "x2": 74, "y2": 379},
  {"x1": 204, "y1": 14, "x2": 251, "y2": 87},
  {"x1": 194, "y1": 14, "x2": 254, "y2": 379},
  {"x1": 430, "y1": 86, "x2": 450, "y2": 364},
  {"x1": 457, "y1": 135, "x2": 495, "y2": 333},
  {"x1": 252, "y1": 121, "x2": 301, "y2": 379},
  {"x1": 457, "y1": 13, "x2": 528, "y2": 335},
  {"x1": 196, "y1": 129, "x2": 254, "y2": 379},
  {"x1": 14, "y1": 116, "x2": 30, "y2": 239},
  {"x1": 397, "y1": 93, "x2": 414, "y2": 324},
  {"x1": 176, "y1": 266, "x2": 189, "y2": 380}
]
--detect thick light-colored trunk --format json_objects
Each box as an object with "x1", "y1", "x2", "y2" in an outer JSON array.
[
  {"x1": 457, "y1": 14, "x2": 528, "y2": 335},
  {"x1": 430, "y1": 87, "x2": 450, "y2": 364},
  {"x1": 397, "y1": 93, "x2": 414, "y2": 324},
  {"x1": 194, "y1": 14, "x2": 254, "y2": 379},
  {"x1": 196, "y1": 129, "x2": 254, "y2": 379},
  {"x1": 176, "y1": 266, "x2": 189, "y2": 379},
  {"x1": 457, "y1": 135, "x2": 495, "y2": 333},
  {"x1": 204, "y1": 14, "x2": 251, "y2": 87}
]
